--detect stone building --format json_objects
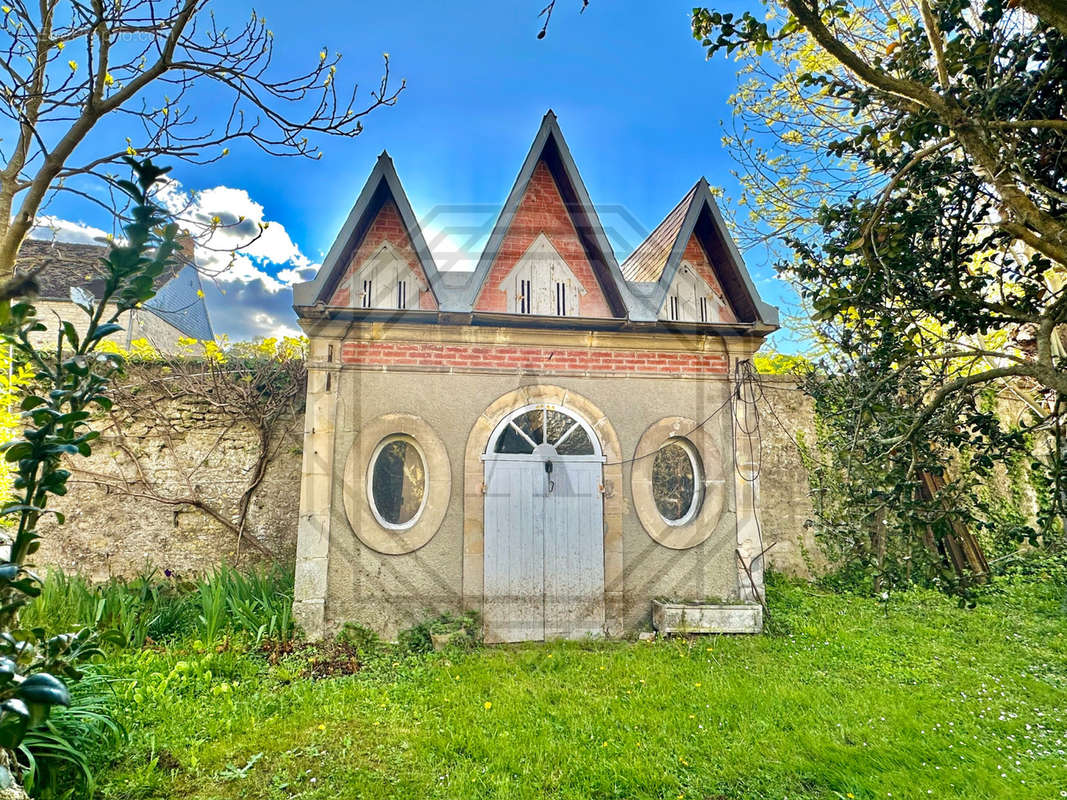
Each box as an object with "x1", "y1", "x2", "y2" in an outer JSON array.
[
  {"x1": 16, "y1": 237, "x2": 214, "y2": 351},
  {"x1": 291, "y1": 112, "x2": 779, "y2": 641}
]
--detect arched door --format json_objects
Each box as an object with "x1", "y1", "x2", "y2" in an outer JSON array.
[{"x1": 482, "y1": 404, "x2": 605, "y2": 642}]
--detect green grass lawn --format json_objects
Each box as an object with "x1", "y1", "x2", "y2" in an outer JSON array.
[{"x1": 85, "y1": 576, "x2": 1066, "y2": 800}]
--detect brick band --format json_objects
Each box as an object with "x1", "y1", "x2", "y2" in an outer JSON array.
[{"x1": 340, "y1": 340, "x2": 728, "y2": 376}]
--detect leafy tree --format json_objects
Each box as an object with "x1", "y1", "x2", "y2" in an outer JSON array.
[
  {"x1": 0, "y1": 157, "x2": 175, "y2": 794},
  {"x1": 690, "y1": 0, "x2": 1065, "y2": 390},
  {"x1": 686, "y1": 0, "x2": 1067, "y2": 575},
  {"x1": 0, "y1": 0, "x2": 403, "y2": 291}
]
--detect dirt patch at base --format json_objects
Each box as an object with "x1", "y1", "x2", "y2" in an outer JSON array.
[{"x1": 259, "y1": 638, "x2": 361, "y2": 679}]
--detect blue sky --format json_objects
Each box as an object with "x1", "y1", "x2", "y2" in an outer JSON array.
[{"x1": 26, "y1": 0, "x2": 800, "y2": 349}]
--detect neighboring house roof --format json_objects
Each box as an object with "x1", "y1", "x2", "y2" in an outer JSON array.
[
  {"x1": 292, "y1": 151, "x2": 451, "y2": 308},
  {"x1": 621, "y1": 178, "x2": 779, "y2": 326},
  {"x1": 16, "y1": 238, "x2": 215, "y2": 341},
  {"x1": 295, "y1": 111, "x2": 778, "y2": 332},
  {"x1": 142, "y1": 263, "x2": 215, "y2": 341}
]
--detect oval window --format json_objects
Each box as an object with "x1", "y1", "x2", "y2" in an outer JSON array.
[
  {"x1": 368, "y1": 436, "x2": 427, "y2": 530},
  {"x1": 652, "y1": 440, "x2": 703, "y2": 525}
]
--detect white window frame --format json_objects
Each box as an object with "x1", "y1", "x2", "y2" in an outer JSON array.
[
  {"x1": 483, "y1": 403, "x2": 604, "y2": 462},
  {"x1": 660, "y1": 262, "x2": 728, "y2": 323},
  {"x1": 653, "y1": 438, "x2": 705, "y2": 527},
  {"x1": 366, "y1": 434, "x2": 429, "y2": 531}
]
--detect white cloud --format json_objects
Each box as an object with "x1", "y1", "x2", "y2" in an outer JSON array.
[
  {"x1": 250, "y1": 311, "x2": 302, "y2": 340},
  {"x1": 154, "y1": 178, "x2": 319, "y2": 292},
  {"x1": 29, "y1": 179, "x2": 317, "y2": 342},
  {"x1": 29, "y1": 216, "x2": 111, "y2": 245}
]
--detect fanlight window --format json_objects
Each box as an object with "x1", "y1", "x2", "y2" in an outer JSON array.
[
  {"x1": 492, "y1": 407, "x2": 596, "y2": 456},
  {"x1": 368, "y1": 435, "x2": 427, "y2": 529},
  {"x1": 652, "y1": 439, "x2": 703, "y2": 525},
  {"x1": 351, "y1": 242, "x2": 422, "y2": 310}
]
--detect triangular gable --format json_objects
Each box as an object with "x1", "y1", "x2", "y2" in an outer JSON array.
[
  {"x1": 292, "y1": 153, "x2": 442, "y2": 309},
  {"x1": 463, "y1": 111, "x2": 631, "y2": 317},
  {"x1": 623, "y1": 179, "x2": 778, "y2": 326},
  {"x1": 500, "y1": 233, "x2": 587, "y2": 292},
  {"x1": 325, "y1": 201, "x2": 433, "y2": 309}
]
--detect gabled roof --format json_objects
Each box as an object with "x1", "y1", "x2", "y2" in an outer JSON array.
[
  {"x1": 460, "y1": 111, "x2": 632, "y2": 316},
  {"x1": 145, "y1": 263, "x2": 215, "y2": 341},
  {"x1": 18, "y1": 239, "x2": 184, "y2": 299},
  {"x1": 621, "y1": 179, "x2": 778, "y2": 326},
  {"x1": 16, "y1": 238, "x2": 215, "y2": 341},
  {"x1": 621, "y1": 185, "x2": 698, "y2": 283},
  {"x1": 292, "y1": 152, "x2": 449, "y2": 308}
]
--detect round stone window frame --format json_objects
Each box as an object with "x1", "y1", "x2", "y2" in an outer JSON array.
[
  {"x1": 366, "y1": 434, "x2": 429, "y2": 531},
  {"x1": 343, "y1": 414, "x2": 451, "y2": 555},
  {"x1": 631, "y1": 416, "x2": 727, "y2": 550}
]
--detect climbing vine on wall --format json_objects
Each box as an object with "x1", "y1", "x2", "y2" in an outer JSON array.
[{"x1": 69, "y1": 336, "x2": 307, "y2": 562}]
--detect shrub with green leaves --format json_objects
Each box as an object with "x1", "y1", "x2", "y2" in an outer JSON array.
[{"x1": 0, "y1": 158, "x2": 179, "y2": 791}]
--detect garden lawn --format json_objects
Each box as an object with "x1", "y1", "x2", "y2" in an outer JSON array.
[{"x1": 87, "y1": 577, "x2": 1066, "y2": 800}]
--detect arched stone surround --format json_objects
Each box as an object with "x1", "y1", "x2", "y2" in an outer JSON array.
[{"x1": 462, "y1": 384, "x2": 624, "y2": 636}]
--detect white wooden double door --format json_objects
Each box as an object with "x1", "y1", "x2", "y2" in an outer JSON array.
[{"x1": 483, "y1": 455, "x2": 605, "y2": 642}]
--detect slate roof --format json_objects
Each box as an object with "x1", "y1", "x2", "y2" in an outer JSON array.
[
  {"x1": 16, "y1": 238, "x2": 215, "y2": 341},
  {"x1": 295, "y1": 111, "x2": 778, "y2": 331},
  {"x1": 620, "y1": 185, "x2": 697, "y2": 283},
  {"x1": 140, "y1": 263, "x2": 215, "y2": 341}
]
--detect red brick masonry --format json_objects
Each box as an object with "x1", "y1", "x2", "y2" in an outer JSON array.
[
  {"x1": 329, "y1": 199, "x2": 437, "y2": 310},
  {"x1": 340, "y1": 341, "x2": 728, "y2": 376},
  {"x1": 474, "y1": 160, "x2": 613, "y2": 317}
]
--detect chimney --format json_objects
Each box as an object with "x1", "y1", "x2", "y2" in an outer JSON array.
[{"x1": 174, "y1": 231, "x2": 197, "y2": 268}]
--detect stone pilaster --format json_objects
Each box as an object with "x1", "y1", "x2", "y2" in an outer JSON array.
[{"x1": 292, "y1": 340, "x2": 339, "y2": 639}]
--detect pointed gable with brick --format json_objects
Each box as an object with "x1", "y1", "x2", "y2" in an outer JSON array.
[
  {"x1": 292, "y1": 152, "x2": 443, "y2": 311},
  {"x1": 622, "y1": 178, "x2": 778, "y2": 327},
  {"x1": 465, "y1": 112, "x2": 631, "y2": 318}
]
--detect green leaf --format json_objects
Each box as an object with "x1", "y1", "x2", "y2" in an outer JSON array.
[
  {"x1": 61, "y1": 320, "x2": 80, "y2": 351},
  {"x1": 85, "y1": 322, "x2": 124, "y2": 343},
  {"x1": 3, "y1": 443, "x2": 32, "y2": 462}
]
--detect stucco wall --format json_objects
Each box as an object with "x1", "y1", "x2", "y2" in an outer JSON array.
[
  {"x1": 319, "y1": 367, "x2": 741, "y2": 638},
  {"x1": 27, "y1": 363, "x2": 820, "y2": 617}
]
